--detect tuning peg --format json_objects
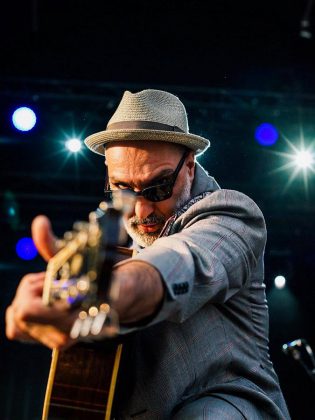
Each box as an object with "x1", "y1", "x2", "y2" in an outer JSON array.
[
  {"x1": 70, "y1": 310, "x2": 87, "y2": 339},
  {"x1": 73, "y1": 221, "x2": 88, "y2": 232},
  {"x1": 80, "y1": 316, "x2": 94, "y2": 337},
  {"x1": 64, "y1": 231, "x2": 74, "y2": 241},
  {"x1": 90, "y1": 303, "x2": 110, "y2": 335}
]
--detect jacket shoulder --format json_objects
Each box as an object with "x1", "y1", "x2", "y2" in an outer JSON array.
[{"x1": 173, "y1": 189, "x2": 266, "y2": 232}]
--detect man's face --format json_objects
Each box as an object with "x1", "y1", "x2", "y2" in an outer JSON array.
[{"x1": 105, "y1": 141, "x2": 195, "y2": 247}]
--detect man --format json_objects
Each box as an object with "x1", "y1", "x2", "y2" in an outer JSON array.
[{"x1": 6, "y1": 89, "x2": 290, "y2": 419}]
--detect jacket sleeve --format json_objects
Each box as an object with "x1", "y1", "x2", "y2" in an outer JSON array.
[{"x1": 120, "y1": 189, "x2": 267, "y2": 328}]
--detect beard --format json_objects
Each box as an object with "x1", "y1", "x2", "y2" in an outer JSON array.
[{"x1": 124, "y1": 180, "x2": 192, "y2": 247}]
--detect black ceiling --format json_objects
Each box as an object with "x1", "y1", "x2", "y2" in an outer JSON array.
[{"x1": 1, "y1": 0, "x2": 315, "y2": 89}]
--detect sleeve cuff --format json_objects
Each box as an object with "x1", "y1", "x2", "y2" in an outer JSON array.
[{"x1": 116, "y1": 238, "x2": 195, "y2": 334}]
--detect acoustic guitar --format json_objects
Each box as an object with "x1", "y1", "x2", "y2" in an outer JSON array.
[{"x1": 41, "y1": 195, "x2": 134, "y2": 420}]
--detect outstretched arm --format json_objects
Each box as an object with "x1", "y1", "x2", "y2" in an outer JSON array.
[{"x1": 5, "y1": 215, "x2": 164, "y2": 349}]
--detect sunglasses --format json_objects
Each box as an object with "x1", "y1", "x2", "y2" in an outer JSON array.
[{"x1": 104, "y1": 150, "x2": 189, "y2": 202}]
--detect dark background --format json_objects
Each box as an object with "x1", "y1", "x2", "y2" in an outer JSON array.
[{"x1": 0, "y1": 1, "x2": 314, "y2": 419}]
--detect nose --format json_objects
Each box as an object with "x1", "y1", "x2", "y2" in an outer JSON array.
[{"x1": 134, "y1": 197, "x2": 155, "y2": 220}]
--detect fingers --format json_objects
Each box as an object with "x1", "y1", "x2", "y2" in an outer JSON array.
[
  {"x1": 5, "y1": 305, "x2": 37, "y2": 343},
  {"x1": 7, "y1": 215, "x2": 74, "y2": 349},
  {"x1": 16, "y1": 272, "x2": 45, "y2": 296},
  {"x1": 12, "y1": 273, "x2": 74, "y2": 327},
  {"x1": 32, "y1": 215, "x2": 59, "y2": 261},
  {"x1": 25, "y1": 323, "x2": 76, "y2": 350},
  {"x1": 6, "y1": 273, "x2": 45, "y2": 342},
  {"x1": 19, "y1": 299, "x2": 77, "y2": 330},
  {"x1": 6, "y1": 272, "x2": 79, "y2": 349},
  {"x1": 7, "y1": 302, "x2": 76, "y2": 349},
  {"x1": 7, "y1": 306, "x2": 75, "y2": 350}
]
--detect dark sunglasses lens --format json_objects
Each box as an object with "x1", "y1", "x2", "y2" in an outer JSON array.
[{"x1": 143, "y1": 184, "x2": 173, "y2": 202}]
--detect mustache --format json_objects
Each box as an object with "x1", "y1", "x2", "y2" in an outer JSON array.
[{"x1": 129, "y1": 214, "x2": 166, "y2": 226}]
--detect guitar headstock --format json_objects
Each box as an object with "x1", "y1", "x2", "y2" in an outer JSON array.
[{"x1": 42, "y1": 192, "x2": 134, "y2": 339}]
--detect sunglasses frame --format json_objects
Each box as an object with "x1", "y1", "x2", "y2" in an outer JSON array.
[{"x1": 104, "y1": 149, "x2": 190, "y2": 202}]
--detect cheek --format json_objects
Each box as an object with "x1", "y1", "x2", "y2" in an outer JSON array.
[
  {"x1": 155, "y1": 177, "x2": 190, "y2": 218},
  {"x1": 154, "y1": 198, "x2": 177, "y2": 219}
]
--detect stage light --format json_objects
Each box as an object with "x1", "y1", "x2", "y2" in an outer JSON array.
[
  {"x1": 294, "y1": 150, "x2": 313, "y2": 169},
  {"x1": 4, "y1": 191, "x2": 20, "y2": 230},
  {"x1": 8, "y1": 207, "x2": 16, "y2": 216},
  {"x1": 268, "y1": 131, "x2": 314, "y2": 194},
  {"x1": 16, "y1": 237, "x2": 38, "y2": 260},
  {"x1": 255, "y1": 123, "x2": 279, "y2": 146},
  {"x1": 274, "y1": 275, "x2": 286, "y2": 289},
  {"x1": 65, "y1": 138, "x2": 82, "y2": 153},
  {"x1": 12, "y1": 107, "x2": 37, "y2": 132},
  {"x1": 300, "y1": 0, "x2": 314, "y2": 39}
]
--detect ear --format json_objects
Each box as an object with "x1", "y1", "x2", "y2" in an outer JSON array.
[{"x1": 186, "y1": 151, "x2": 195, "y2": 181}]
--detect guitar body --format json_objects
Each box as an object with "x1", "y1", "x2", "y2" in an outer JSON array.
[{"x1": 42, "y1": 341, "x2": 123, "y2": 420}]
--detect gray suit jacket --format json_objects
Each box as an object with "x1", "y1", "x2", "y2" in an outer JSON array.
[{"x1": 114, "y1": 163, "x2": 290, "y2": 419}]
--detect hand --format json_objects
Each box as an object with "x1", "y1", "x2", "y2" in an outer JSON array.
[
  {"x1": 6, "y1": 272, "x2": 79, "y2": 349},
  {"x1": 6, "y1": 215, "x2": 78, "y2": 349}
]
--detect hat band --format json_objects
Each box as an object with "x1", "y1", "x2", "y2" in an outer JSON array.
[{"x1": 107, "y1": 120, "x2": 185, "y2": 133}]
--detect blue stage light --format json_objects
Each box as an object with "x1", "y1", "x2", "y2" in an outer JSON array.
[
  {"x1": 16, "y1": 237, "x2": 38, "y2": 260},
  {"x1": 12, "y1": 107, "x2": 37, "y2": 132},
  {"x1": 255, "y1": 123, "x2": 279, "y2": 146}
]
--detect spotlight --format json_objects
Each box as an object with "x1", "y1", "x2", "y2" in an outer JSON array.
[
  {"x1": 12, "y1": 107, "x2": 37, "y2": 132},
  {"x1": 255, "y1": 123, "x2": 279, "y2": 146},
  {"x1": 271, "y1": 134, "x2": 314, "y2": 193},
  {"x1": 300, "y1": 20, "x2": 312, "y2": 39},
  {"x1": 300, "y1": 0, "x2": 314, "y2": 39},
  {"x1": 4, "y1": 190, "x2": 19, "y2": 230},
  {"x1": 294, "y1": 150, "x2": 313, "y2": 169},
  {"x1": 16, "y1": 237, "x2": 38, "y2": 260},
  {"x1": 274, "y1": 275, "x2": 286, "y2": 289},
  {"x1": 65, "y1": 138, "x2": 82, "y2": 153}
]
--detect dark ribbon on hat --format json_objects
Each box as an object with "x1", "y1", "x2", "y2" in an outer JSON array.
[{"x1": 107, "y1": 120, "x2": 185, "y2": 133}]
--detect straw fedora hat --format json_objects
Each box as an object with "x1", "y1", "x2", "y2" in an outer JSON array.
[{"x1": 84, "y1": 89, "x2": 210, "y2": 156}]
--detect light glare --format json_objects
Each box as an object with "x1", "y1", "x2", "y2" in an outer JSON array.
[
  {"x1": 268, "y1": 131, "x2": 315, "y2": 195},
  {"x1": 12, "y1": 107, "x2": 37, "y2": 132},
  {"x1": 66, "y1": 138, "x2": 82, "y2": 153},
  {"x1": 274, "y1": 275, "x2": 286, "y2": 289},
  {"x1": 294, "y1": 150, "x2": 313, "y2": 168}
]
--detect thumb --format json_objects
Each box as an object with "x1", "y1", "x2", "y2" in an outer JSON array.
[{"x1": 32, "y1": 215, "x2": 59, "y2": 261}]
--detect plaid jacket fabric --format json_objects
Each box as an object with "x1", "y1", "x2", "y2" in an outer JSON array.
[{"x1": 114, "y1": 163, "x2": 290, "y2": 419}]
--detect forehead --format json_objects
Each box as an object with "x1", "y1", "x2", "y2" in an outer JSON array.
[{"x1": 105, "y1": 141, "x2": 183, "y2": 180}]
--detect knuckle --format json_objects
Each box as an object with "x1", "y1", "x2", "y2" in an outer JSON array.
[
  {"x1": 58, "y1": 334, "x2": 69, "y2": 348},
  {"x1": 21, "y1": 272, "x2": 44, "y2": 286},
  {"x1": 13, "y1": 304, "x2": 31, "y2": 324},
  {"x1": 20, "y1": 274, "x2": 35, "y2": 288},
  {"x1": 22, "y1": 273, "x2": 35, "y2": 282},
  {"x1": 18, "y1": 308, "x2": 32, "y2": 323}
]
